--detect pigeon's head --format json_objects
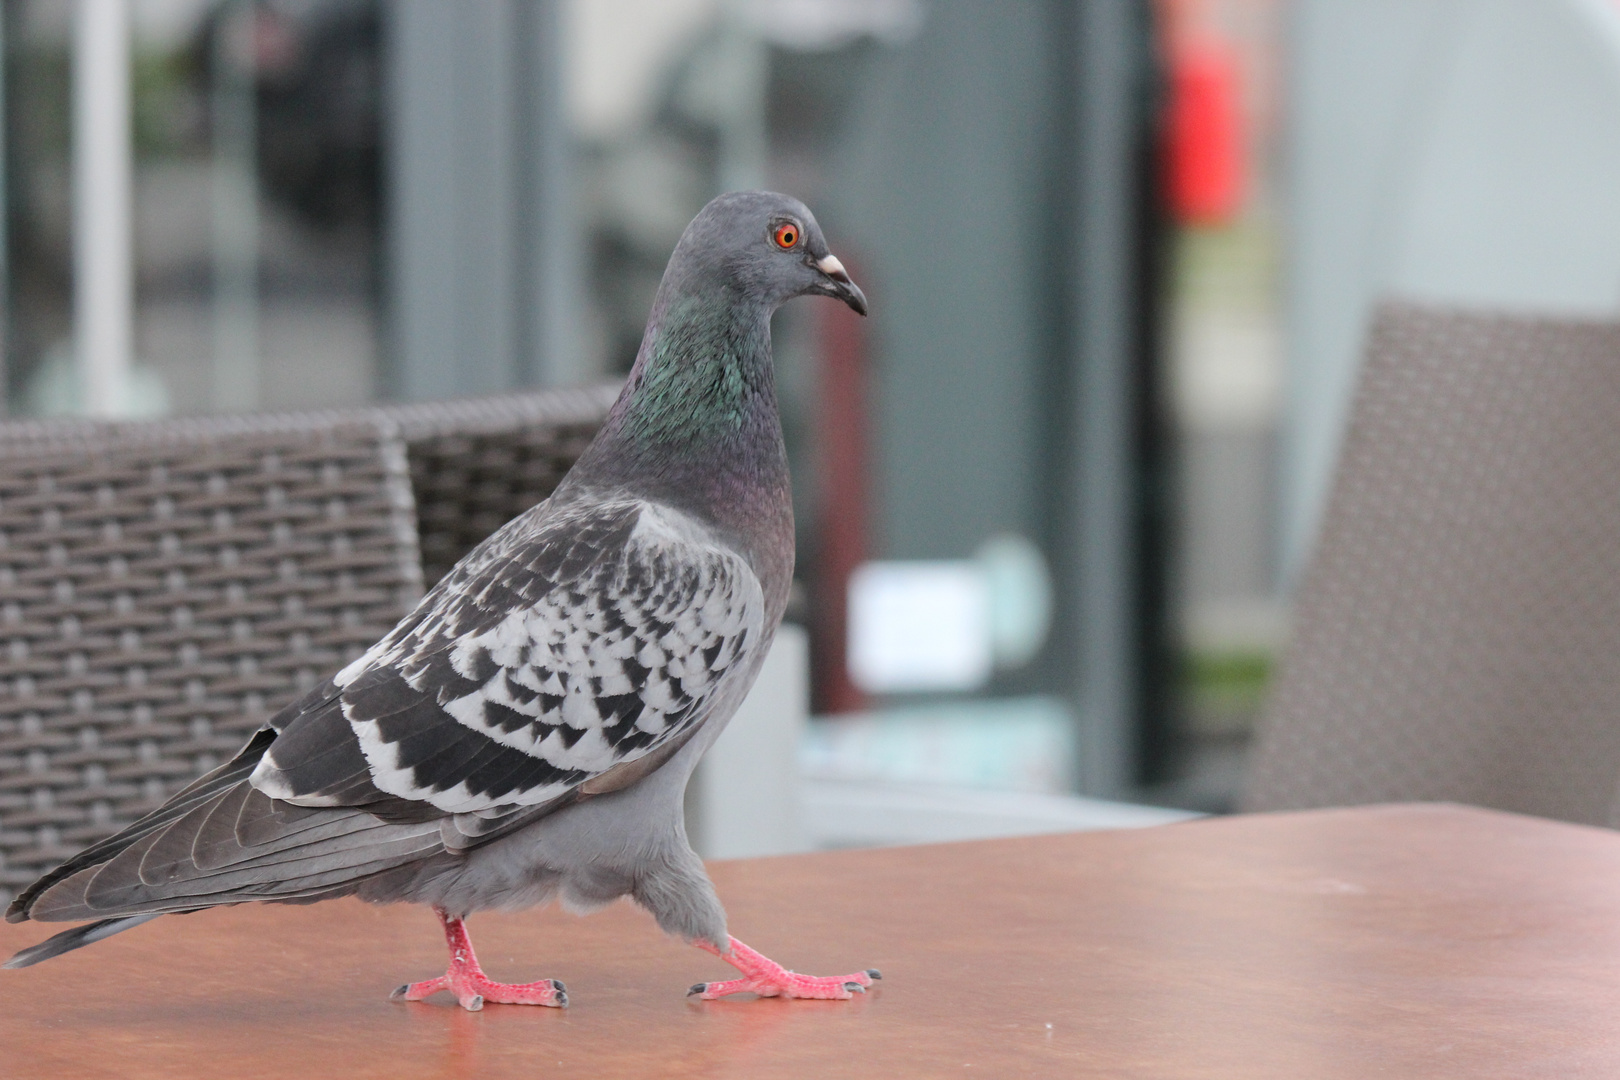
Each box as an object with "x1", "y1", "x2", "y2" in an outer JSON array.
[{"x1": 670, "y1": 191, "x2": 867, "y2": 317}]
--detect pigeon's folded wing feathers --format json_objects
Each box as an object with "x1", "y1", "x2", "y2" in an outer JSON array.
[{"x1": 254, "y1": 498, "x2": 767, "y2": 835}]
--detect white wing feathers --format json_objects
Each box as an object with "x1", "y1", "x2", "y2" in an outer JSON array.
[{"x1": 252, "y1": 501, "x2": 766, "y2": 818}]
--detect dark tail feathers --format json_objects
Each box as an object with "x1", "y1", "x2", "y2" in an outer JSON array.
[{"x1": 3, "y1": 913, "x2": 161, "y2": 969}]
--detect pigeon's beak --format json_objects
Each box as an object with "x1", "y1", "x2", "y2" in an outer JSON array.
[{"x1": 814, "y1": 254, "x2": 868, "y2": 317}]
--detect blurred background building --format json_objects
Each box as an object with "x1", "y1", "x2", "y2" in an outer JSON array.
[{"x1": 20, "y1": 0, "x2": 1611, "y2": 825}]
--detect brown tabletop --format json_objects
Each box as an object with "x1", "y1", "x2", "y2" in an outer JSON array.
[{"x1": 3, "y1": 803, "x2": 1619, "y2": 1079}]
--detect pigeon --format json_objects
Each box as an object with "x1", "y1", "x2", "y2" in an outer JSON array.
[{"x1": 5, "y1": 191, "x2": 879, "y2": 1010}]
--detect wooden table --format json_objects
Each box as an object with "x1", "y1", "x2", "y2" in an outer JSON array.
[{"x1": 4, "y1": 803, "x2": 1620, "y2": 1079}]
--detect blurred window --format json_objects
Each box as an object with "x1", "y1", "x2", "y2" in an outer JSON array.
[{"x1": 5, "y1": 0, "x2": 381, "y2": 415}]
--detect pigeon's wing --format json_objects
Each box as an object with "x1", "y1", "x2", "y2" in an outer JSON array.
[
  {"x1": 252, "y1": 498, "x2": 769, "y2": 849},
  {"x1": 7, "y1": 498, "x2": 765, "y2": 928}
]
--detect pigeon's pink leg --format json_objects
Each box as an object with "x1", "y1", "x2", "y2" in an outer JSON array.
[
  {"x1": 686, "y1": 936, "x2": 881, "y2": 1001},
  {"x1": 390, "y1": 906, "x2": 566, "y2": 1012}
]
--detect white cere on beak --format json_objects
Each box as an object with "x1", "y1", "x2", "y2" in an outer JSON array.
[{"x1": 817, "y1": 254, "x2": 849, "y2": 280}]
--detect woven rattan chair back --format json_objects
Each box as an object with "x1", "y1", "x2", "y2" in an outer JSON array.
[
  {"x1": 1244, "y1": 304, "x2": 1620, "y2": 825},
  {"x1": 0, "y1": 386, "x2": 614, "y2": 905}
]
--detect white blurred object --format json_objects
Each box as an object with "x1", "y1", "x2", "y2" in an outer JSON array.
[
  {"x1": 24, "y1": 340, "x2": 167, "y2": 418},
  {"x1": 975, "y1": 533, "x2": 1052, "y2": 670},
  {"x1": 846, "y1": 537, "x2": 1051, "y2": 693},
  {"x1": 565, "y1": 0, "x2": 719, "y2": 139},
  {"x1": 211, "y1": 0, "x2": 260, "y2": 411},
  {"x1": 802, "y1": 779, "x2": 1199, "y2": 850},
  {"x1": 803, "y1": 696, "x2": 1075, "y2": 793},
  {"x1": 743, "y1": 0, "x2": 925, "y2": 50},
  {"x1": 74, "y1": 0, "x2": 136, "y2": 417},
  {"x1": 847, "y1": 560, "x2": 992, "y2": 693},
  {"x1": 1173, "y1": 305, "x2": 1281, "y2": 431},
  {"x1": 685, "y1": 623, "x2": 810, "y2": 859}
]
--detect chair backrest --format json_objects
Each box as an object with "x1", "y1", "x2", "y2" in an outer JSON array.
[
  {"x1": 1244, "y1": 304, "x2": 1620, "y2": 825},
  {"x1": 0, "y1": 386, "x2": 614, "y2": 906}
]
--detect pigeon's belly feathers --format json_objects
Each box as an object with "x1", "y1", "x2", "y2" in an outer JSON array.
[{"x1": 253, "y1": 498, "x2": 769, "y2": 824}]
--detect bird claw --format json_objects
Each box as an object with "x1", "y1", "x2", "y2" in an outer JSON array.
[
  {"x1": 392, "y1": 909, "x2": 567, "y2": 1011},
  {"x1": 688, "y1": 936, "x2": 879, "y2": 1001},
  {"x1": 392, "y1": 971, "x2": 565, "y2": 1011}
]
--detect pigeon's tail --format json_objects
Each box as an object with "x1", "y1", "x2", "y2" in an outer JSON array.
[
  {"x1": 6, "y1": 728, "x2": 280, "y2": 923},
  {"x1": 3, "y1": 913, "x2": 162, "y2": 969},
  {"x1": 6, "y1": 708, "x2": 445, "y2": 962}
]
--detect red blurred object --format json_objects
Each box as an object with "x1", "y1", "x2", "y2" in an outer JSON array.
[
  {"x1": 1164, "y1": 39, "x2": 1246, "y2": 226},
  {"x1": 812, "y1": 264, "x2": 870, "y2": 716}
]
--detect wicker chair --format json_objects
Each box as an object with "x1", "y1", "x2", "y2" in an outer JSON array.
[
  {"x1": 1244, "y1": 304, "x2": 1620, "y2": 826},
  {"x1": 0, "y1": 385, "x2": 616, "y2": 905}
]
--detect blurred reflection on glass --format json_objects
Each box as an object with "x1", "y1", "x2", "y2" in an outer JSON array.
[{"x1": 6, "y1": 0, "x2": 381, "y2": 416}]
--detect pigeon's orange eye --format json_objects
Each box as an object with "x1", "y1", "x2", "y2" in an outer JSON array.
[{"x1": 773, "y1": 223, "x2": 799, "y2": 249}]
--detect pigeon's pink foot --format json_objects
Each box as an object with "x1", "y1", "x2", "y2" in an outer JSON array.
[
  {"x1": 687, "y1": 936, "x2": 881, "y2": 1001},
  {"x1": 390, "y1": 906, "x2": 566, "y2": 1012}
]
